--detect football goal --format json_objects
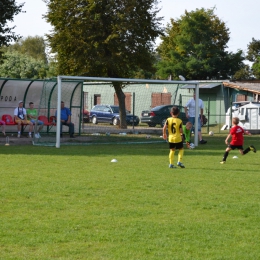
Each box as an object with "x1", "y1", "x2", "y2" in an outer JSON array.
[{"x1": 33, "y1": 76, "x2": 200, "y2": 148}]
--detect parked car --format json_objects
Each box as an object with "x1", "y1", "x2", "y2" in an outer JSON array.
[
  {"x1": 83, "y1": 109, "x2": 90, "y2": 123},
  {"x1": 90, "y1": 105, "x2": 140, "y2": 126},
  {"x1": 141, "y1": 105, "x2": 188, "y2": 127}
]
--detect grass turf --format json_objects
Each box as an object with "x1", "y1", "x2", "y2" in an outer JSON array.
[{"x1": 0, "y1": 134, "x2": 259, "y2": 259}]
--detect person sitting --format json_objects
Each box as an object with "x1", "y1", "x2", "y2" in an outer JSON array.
[
  {"x1": 0, "y1": 119, "x2": 6, "y2": 136},
  {"x1": 27, "y1": 102, "x2": 44, "y2": 138},
  {"x1": 55, "y1": 101, "x2": 75, "y2": 138},
  {"x1": 14, "y1": 101, "x2": 33, "y2": 138}
]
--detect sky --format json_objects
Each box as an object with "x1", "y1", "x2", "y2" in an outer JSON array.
[{"x1": 9, "y1": 0, "x2": 260, "y2": 54}]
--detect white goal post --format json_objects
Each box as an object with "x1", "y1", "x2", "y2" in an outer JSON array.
[{"x1": 56, "y1": 75, "x2": 200, "y2": 148}]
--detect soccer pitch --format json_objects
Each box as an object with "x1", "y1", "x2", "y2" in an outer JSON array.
[{"x1": 1, "y1": 135, "x2": 259, "y2": 259}]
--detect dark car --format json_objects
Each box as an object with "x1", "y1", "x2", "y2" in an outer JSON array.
[
  {"x1": 141, "y1": 105, "x2": 188, "y2": 127},
  {"x1": 90, "y1": 105, "x2": 140, "y2": 126}
]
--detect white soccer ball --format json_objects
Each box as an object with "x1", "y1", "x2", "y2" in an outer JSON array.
[
  {"x1": 111, "y1": 159, "x2": 118, "y2": 163},
  {"x1": 209, "y1": 131, "x2": 214, "y2": 136},
  {"x1": 189, "y1": 143, "x2": 195, "y2": 149}
]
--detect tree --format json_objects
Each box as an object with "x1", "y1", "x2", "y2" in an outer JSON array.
[
  {"x1": 0, "y1": 36, "x2": 57, "y2": 79},
  {"x1": 233, "y1": 65, "x2": 253, "y2": 80},
  {"x1": 0, "y1": 51, "x2": 49, "y2": 79},
  {"x1": 156, "y1": 8, "x2": 245, "y2": 80},
  {"x1": 0, "y1": 0, "x2": 24, "y2": 47},
  {"x1": 44, "y1": 0, "x2": 163, "y2": 128},
  {"x1": 8, "y1": 36, "x2": 48, "y2": 63},
  {"x1": 251, "y1": 59, "x2": 260, "y2": 79},
  {"x1": 246, "y1": 38, "x2": 260, "y2": 79},
  {"x1": 246, "y1": 38, "x2": 260, "y2": 62}
]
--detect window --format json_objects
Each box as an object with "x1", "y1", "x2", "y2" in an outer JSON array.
[{"x1": 94, "y1": 94, "x2": 101, "y2": 105}]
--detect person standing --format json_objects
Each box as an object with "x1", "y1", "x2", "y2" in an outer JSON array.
[
  {"x1": 55, "y1": 101, "x2": 75, "y2": 138},
  {"x1": 27, "y1": 102, "x2": 44, "y2": 138},
  {"x1": 14, "y1": 100, "x2": 33, "y2": 138},
  {"x1": 220, "y1": 117, "x2": 256, "y2": 164},
  {"x1": 184, "y1": 93, "x2": 207, "y2": 144},
  {"x1": 163, "y1": 106, "x2": 185, "y2": 168}
]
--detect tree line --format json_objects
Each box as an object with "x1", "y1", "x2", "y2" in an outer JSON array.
[
  {"x1": 1, "y1": 0, "x2": 260, "y2": 80},
  {"x1": 1, "y1": 0, "x2": 260, "y2": 128}
]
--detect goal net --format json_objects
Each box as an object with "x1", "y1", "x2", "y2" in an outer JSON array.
[{"x1": 33, "y1": 76, "x2": 199, "y2": 147}]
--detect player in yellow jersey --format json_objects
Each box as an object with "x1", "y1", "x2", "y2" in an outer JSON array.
[{"x1": 162, "y1": 106, "x2": 185, "y2": 168}]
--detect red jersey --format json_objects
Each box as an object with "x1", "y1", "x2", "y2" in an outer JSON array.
[{"x1": 230, "y1": 125, "x2": 244, "y2": 146}]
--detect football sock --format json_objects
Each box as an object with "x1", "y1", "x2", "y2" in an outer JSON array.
[
  {"x1": 169, "y1": 150, "x2": 175, "y2": 165},
  {"x1": 243, "y1": 147, "x2": 250, "y2": 155},
  {"x1": 222, "y1": 151, "x2": 229, "y2": 161},
  {"x1": 178, "y1": 148, "x2": 184, "y2": 162}
]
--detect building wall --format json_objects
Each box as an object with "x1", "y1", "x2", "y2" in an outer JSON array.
[
  {"x1": 83, "y1": 83, "x2": 181, "y2": 118},
  {"x1": 83, "y1": 83, "x2": 226, "y2": 125}
]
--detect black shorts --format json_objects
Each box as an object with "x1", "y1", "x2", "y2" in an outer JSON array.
[
  {"x1": 169, "y1": 141, "x2": 183, "y2": 149},
  {"x1": 228, "y1": 144, "x2": 243, "y2": 150}
]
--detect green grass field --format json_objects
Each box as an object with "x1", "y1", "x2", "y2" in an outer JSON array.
[{"x1": 1, "y1": 134, "x2": 259, "y2": 259}]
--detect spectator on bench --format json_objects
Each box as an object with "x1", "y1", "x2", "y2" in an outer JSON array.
[
  {"x1": 14, "y1": 100, "x2": 33, "y2": 138},
  {"x1": 55, "y1": 101, "x2": 75, "y2": 138},
  {"x1": 0, "y1": 119, "x2": 6, "y2": 136},
  {"x1": 27, "y1": 101, "x2": 44, "y2": 138}
]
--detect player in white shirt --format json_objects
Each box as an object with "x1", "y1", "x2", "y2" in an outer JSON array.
[{"x1": 184, "y1": 93, "x2": 207, "y2": 144}]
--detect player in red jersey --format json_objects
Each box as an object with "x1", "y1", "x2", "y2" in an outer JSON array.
[{"x1": 220, "y1": 117, "x2": 256, "y2": 164}]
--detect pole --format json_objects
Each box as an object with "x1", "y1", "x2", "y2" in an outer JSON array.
[
  {"x1": 56, "y1": 76, "x2": 62, "y2": 148},
  {"x1": 207, "y1": 97, "x2": 210, "y2": 133},
  {"x1": 132, "y1": 92, "x2": 135, "y2": 130},
  {"x1": 194, "y1": 83, "x2": 199, "y2": 146}
]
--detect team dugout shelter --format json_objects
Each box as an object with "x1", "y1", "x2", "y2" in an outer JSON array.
[{"x1": 0, "y1": 78, "x2": 84, "y2": 135}]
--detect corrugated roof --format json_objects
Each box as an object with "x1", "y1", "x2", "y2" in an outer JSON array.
[
  {"x1": 181, "y1": 83, "x2": 221, "y2": 89},
  {"x1": 223, "y1": 82, "x2": 260, "y2": 94},
  {"x1": 180, "y1": 81, "x2": 260, "y2": 94}
]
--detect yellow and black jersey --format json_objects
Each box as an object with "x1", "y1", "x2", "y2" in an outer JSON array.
[{"x1": 166, "y1": 117, "x2": 183, "y2": 143}]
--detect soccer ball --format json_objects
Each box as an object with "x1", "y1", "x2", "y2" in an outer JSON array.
[
  {"x1": 189, "y1": 143, "x2": 195, "y2": 149},
  {"x1": 209, "y1": 131, "x2": 214, "y2": 136}
]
